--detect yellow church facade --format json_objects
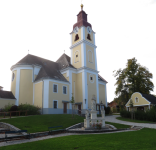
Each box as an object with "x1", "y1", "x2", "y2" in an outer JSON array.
[{"x1": 8, "y1": 6, "x2": 108, "y2": 114}]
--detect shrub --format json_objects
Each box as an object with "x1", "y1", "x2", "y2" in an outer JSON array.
[
  {"x1": 104, "y1": 106, "x2": 110, "y2": 114},
  {"x1": 18, "y1": 103, "x2": 41, "y2": 115},
  {"x1": 120, "y1": 110, "x2": 131, "y2": 118},
  {"x1": 3, "y1": 103, "x2": 14, "y2": 112},
  {"x1": 9, "y1": 105, "x2": 18, "y2": 116}
]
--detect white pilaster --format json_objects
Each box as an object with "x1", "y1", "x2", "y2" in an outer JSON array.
[
  {"x1": 15, "y1": 68, "x2": 20, "y2": 106},
  {"x1": 105, "y1": 83, "x2": 108, "y2": 107},
  {"x1": 81, "y1": 43, "x2": 86, "y2": 67},
  {"x1": 94, "y1": 48, "x2": 98, "y2": 71},
  {"x1": 96, "y1": 74, "x2": 99, "y2": 104},
  {"x1": 82, "y1": 70, "x2": 88, "y2": 109},
  {"x1": 43, "y1": 80, "x2": 49, "y2": 108},
  {"x1": 69, "y1": 70, "x2": 72, "y2": 109},
  {"x1": 93, "y1": 32, "x2": 96, "y2": 45},
  {"x1": 81, "y1": 26, "x2": 85, "y2": 40}
]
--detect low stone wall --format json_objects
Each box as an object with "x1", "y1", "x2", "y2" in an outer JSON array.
[
  {"x1": 66, "y1": 122, "x2": 84, "y2": 130},
  {"x1": 0, "y1": 122, "x2": 20, "y2": 131}
]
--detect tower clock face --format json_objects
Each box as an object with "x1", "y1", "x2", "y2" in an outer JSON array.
[
  {"x1": 74, "y1": 26, "x2": 79, "y2": 34},
  {"x1": 87, "y1": 26, "x2": 92, "y2": 34}
]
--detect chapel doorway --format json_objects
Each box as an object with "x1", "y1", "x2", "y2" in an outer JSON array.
[
  {"x1": 78, "y1": 105, "x2": 81, "y2": 115},
  {"x1": 137, "y1": 107, "x2": 144, "y2": 111},
  {"x1": 63, "y1": 103, "x2": 67, "y2": 114}
]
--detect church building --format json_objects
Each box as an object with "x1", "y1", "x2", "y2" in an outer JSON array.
[{"x1": 9, "y1": 5, "x2": 108, "y2": 114}]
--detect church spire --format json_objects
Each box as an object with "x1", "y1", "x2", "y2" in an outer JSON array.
[{"x1": 73, "y1": 5, "x2": 92, "y2": 30}]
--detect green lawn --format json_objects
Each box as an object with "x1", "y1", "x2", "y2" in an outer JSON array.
[
  {"x1": 0, "y1": 115, "x2": 130, "y2": 133},
  {"x1": 1, "y1": 128, "x2": 156, "y2": 150},
  {"x1": 116, "y1": 117, "x2": 155, "y2": 123}
]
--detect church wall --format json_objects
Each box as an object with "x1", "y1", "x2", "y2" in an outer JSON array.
[
  {"x1": 72, "y1": 45, "x2": 82, "y2": 68},
  {"x1": 99, "y1": 84, "x2": 106, "y2": 105},
  {"x1": 0, "y1": 99, "x2": 16, "y2": 109},
  {"x1": 126, "y1": 92, "x2": 150, "y2": 107},
  {"x1": 11, "y1": 70, "x2": 17, "y2": 97},
  {"x1": 85, "y1": 27, "x2": 94, "y2": 44},
  {"x1": 19, "y1": 70, "x2": 33, "y2": 105},
  {"x1": 34, "y1": 81, "x2": 43, "y2": 108},
  {"x1": 63, "y1": 73, "x2": 69, "y2": 81},
  {"x1": 49, "y1": 81, "x2": 69, "y2": 109},
  {"x1": 72, "y1": 73, "x2": 83, "y2": 106},
  {"x1": 87, "y1": 73, "x2": 97, "y2": 109},
  {"x1": 72, "y1": 28, "x2": 82, "y2": 45},
  {"x1": 85, "y1": 45, "x2": 95, "y2": 70}
]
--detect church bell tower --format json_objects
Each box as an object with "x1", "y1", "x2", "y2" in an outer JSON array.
[{"x1": 70, "y1": 4, "x2": 98, "y2": 71}]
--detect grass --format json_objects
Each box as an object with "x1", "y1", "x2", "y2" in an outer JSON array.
[
  {"x1": 0, "y1": 115, "x2": 130, "y2": 133},
  {"x1": 105, "y1": 121, "x2": 130, "y2": 129},
  {"x1": 1, "y1": 128, "x2": 156, "y2": 150},
  {"x1": 116, "y1": 117, "x2": 155, "y2": 123}
]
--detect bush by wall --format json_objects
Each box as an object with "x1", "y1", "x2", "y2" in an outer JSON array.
[
  {"x1": 18, "y1": 104, "x2": 41, "y2": 115},
  {"x1": 120, "y1": 106, "x2": 156, "y2": 122},
  {"x1": 104, "y1": 106, "x2": 110, "y2": 114}
]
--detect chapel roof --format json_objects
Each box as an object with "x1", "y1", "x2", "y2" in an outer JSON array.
[
  {"x1": 0, "y1": 91, "x2": 16, "y2": 99},
  {"x1": 98, "y1": 74, "x2": 108, "y2": 83},
  {"x1": 140, "y1": 93, "x2": 156, "y2": 104}
]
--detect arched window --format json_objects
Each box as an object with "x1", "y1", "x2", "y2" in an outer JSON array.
[
  {"x1": 87, "y1": 34, "x2": 91, "y2": 41},
  {"x1": 88, "y1": 50, "x2": 93, "y2": 63},
  {"x1": 74, "y1": 34, "x2": 79, "y2": 41},
  {"x1": 75, "y1": 51, "x2": 79, "y2": 63}
]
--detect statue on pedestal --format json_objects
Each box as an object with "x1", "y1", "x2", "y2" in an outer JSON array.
[
  {"x1": 85, "y1": 110, "x2": 90, "y2": 119},
  {"x1": 101, "y1": 106, "x2": 105, "y2": 118},
  {"x1": 91, "y1": 95, "x2": 96, "y2": 111}
]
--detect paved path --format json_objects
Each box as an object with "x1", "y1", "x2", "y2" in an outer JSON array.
[{"x1": 105, "y1": 115, "x2": 156, "y2": 129}]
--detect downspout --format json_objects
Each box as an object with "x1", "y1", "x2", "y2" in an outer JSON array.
[{"x1": 42, "y1": 79, "x2": 44, "y2": 115}]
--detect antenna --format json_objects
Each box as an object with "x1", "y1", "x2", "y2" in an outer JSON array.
[
  {"x1": 28, "y1": 50, "x2": 29, "y2": 54},
  {"x1": 64, "y1": 50, "x2": 65, "y2": 54}
]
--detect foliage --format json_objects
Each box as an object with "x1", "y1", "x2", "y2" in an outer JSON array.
[
  {"x1": 70, "y1": 93, "x2": 75, "y2": 118},
  {"x1": 120, "y1": 110, "x2": 131, "y2": 118},
  {"x1": 18, "y1": 104, "x2": 41, "y2": 115},
  {"x1": 120, "y1": 106, "x2": 156, "y2": 122},
  {"x1": 129, "y1": 99, "x2": 134, "y2": 108},
  {"x1": 3, "y1": 103, "x2": 14, "y2": 112},
  {"x1": 9, "y1": 105, "x2": 18, "y2": 116},
  {"x1": 104, "y1": 106, "x2": 110, "y2": 114},
  {"x1": 113, "y1": 57, "x2": 154, "y2": 106}
]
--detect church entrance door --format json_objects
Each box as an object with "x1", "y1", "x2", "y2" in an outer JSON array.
[
  {"x1": 78, "y1": 105, "x2": 81, "y2": 115},
  {"x1": 63, "y1": 103, "x2": 67, "y2": 114}
]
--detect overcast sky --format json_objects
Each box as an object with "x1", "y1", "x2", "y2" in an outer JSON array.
[{"x1": 0, "y1": 0, "x2": 156, "y2": 103}]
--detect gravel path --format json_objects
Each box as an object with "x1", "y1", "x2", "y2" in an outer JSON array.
[{"x1": 105, "y1": 115, "x2": 156, "y2": 129}]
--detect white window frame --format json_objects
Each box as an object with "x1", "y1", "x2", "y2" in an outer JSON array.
[
  {"x1": 89, "y1": 74, "x2": 94, "y2": 83},
  {"x1": 53, "y1": 100, "x2": 58, "y2": 109},
  {"x1": 53, "y1": 84, "x2": 58, "y2": 93},
  {"x1": 62, "y1": 86, "x2": 67, "y2": 95},
  {"x1": 88, "y1": 50, "x2": 93, "y2": 63},
  {"x1": 74, "y1": 50, "x2": 80, "y2": 63},
  {"x1": 135, "y1": 97, "x2": 139, "y2": 103}
]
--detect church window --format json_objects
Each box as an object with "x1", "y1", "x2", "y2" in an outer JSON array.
[
  {"x1": 53, "y1": 101, "x2": 58, "y2": 109},
  {"x1": 53, "y1": 84, "x2": 58, "y2": 93},
  {"x1": 75, "y1": 51, "x2": 79, "y2": 63},
  {"x1": 87, "y1": 34, "x2": 91, "y2": 41},
  {"x1": 89, "y1": 74, "x2": 94, "y2": 83},
  {"x1": 74, "y1": 34, "x2": 79, "y2": 41},
  {"x1": 63, "y1": 86, "x2": 67, "y2": 94},
  {"x1": 135, "y1": 97, "x2": 139, "y2": 103},
  {"x1": 12, "y1": 73, "x2": 15, "y2": 81}
]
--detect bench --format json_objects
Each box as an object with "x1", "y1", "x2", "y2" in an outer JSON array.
[
  {"x1": 48, "y1": 126, "x2": 65, "y2": 134},
  {"x1": 5, "y1": 130, "x2": 30, "y2": 142}
]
